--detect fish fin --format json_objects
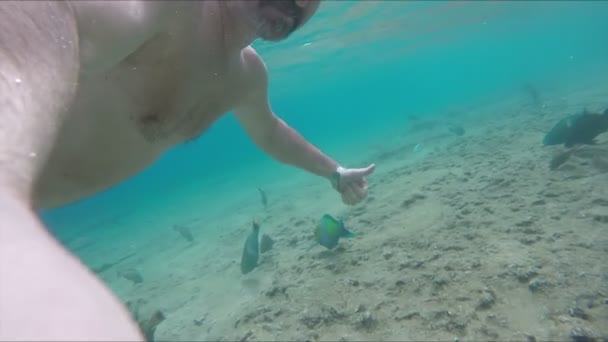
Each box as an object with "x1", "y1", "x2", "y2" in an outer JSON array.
[
  {"x1": 340, "y1": 224, "x2": 356, "y2": 238},
  {"x1": 336, "y1": 218, "x2": 355, "y2": 238},
  {"x1": 343, "y1": 230, "x2": 356, "y2": 238}
]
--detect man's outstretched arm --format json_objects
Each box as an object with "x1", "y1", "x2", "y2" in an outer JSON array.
[
  {"x1": 0, "y1": 2, "x2": 143, "y2": 340},
  {"x1": 234, "y1": 48, "x2": 375, "y2": 205}
]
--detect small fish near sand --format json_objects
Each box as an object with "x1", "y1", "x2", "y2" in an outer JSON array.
[
  {"x1": 257, "y1": 187, "x2": 268, "y2": 208},
  {"x1": 118, "y1": 268, "x2": 144, "y2": 285},
  {"x1": 126, "y1": 300, "x2": 166, "y2": 342},
  {"x1": 240, "y1": 221, "x2": 261, "y2": 274},
  {"x1": 173, "y1": 224, "x2": 194, "y2": 243},
  {"x1": 140, "y1": 310, "x2": 166, "y2": 342},
  {"x1": 543, "y1": 108, "x2": 608, "y2": 148},
  {"x1": 448, "y1": 124, "x2": 466, "y2": 136},
  {"x1": 313, "y1": 214, "x2": 356, "y2": 250}
]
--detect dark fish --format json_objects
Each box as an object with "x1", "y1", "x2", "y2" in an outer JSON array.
[
  {"x1": 260, "y1": 234, "x2": 274, "y2": 254},
  {"x1": 240, "y1": 221, "x2": 261, "y2": 274},
  {"x1": 448, "y1": 124, "x2": 465, "y2": 136},
  {"x1": 524, "y1": 83, "x2": 541, "y2": 105},
  {"x1": 173, "y1": 224, "x2": 194, "y2": 243},
  {"x1": 141, "y1": 310, "x2": 166, "y2": 342},
  {"x1": 91, "y1": 252, "x2": 137, "y2": 274},
  {"x1": 257, "y1": 187, "x2": 268, "y2": 208},
  {"x1": 543, "y1": 108, "x2": 608, "y2": 147},
  {"x1": 314, "y1": 214, "x2": 356, "y2": 250},
  {"x1": 118, "y1": 268, "x2": 143, "y2": 284}
]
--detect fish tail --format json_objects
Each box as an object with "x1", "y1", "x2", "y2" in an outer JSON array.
[{"x1": 341, "y1": 227, "x2": 356, "y2": 238}]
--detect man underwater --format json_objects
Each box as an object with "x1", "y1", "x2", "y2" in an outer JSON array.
[{"x1": 0, "y1": 1, "x2": 375, "y2": 340}]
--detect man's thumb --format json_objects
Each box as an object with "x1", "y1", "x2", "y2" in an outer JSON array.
[{"x1": 358, "y1": 163, "x2": 376, "y2": 176}]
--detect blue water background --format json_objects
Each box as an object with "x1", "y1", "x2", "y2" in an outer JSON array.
[{"x1": 41, "y1": 1, "x2": 608, "y2": 245}]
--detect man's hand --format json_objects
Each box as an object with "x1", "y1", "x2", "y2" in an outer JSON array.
[{"x1": 330, "y1": 164, "x2": 376, "y2": 205}]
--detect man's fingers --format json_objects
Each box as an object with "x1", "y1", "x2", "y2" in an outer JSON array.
[
  {"x1": 341, "y1": 183, "x2": 365, "y2": 205},
  {"x1": 337, "y1": 164, "x2": 375, "y2": 205},
  {"x1": 359, "y1": 163, "x2": 376, "y2": 176},
  {"x1": 342, "y1": 186, "x2": 358, "y2": 205},
  {"x1": 349, "y1": 182, "x2": 366, "y2": 200}
]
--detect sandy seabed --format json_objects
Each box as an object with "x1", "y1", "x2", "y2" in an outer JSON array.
[{"x1": 86, "y1": 79, "x2": 608, "y2": 342}]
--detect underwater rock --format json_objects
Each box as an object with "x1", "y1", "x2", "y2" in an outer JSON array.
[
  {"x1": 299, "y1": 305, "x2": 345, "y2": 329},
  {"x1": 353, "y1": 310, "x2": 376, "y2": 331},
  {"x1": 476, "y1": 288, "x2": 496, "y2": 310},
  {"x1": 264, "y1": 285, "x2": 288, "y2": 298},
  {"x1": 240, "y1": 221, "x2": 260, "y2": 274},
  {"x1": 173, "y1": 224, "x2": 194, "y2": 243},
  {"x1": 259, "y1": 234, "x2": 274, "y2": 254},
  {"x1": 238, "y1": 330, "x2": 255, "y2": 342},
  {"x1": 570, "y1": 326, "x2": 598, "y2": 342},
  {"x1": 193, "y1": 313, "x2": 208, "y2": 326},
  {"x1": 528, "y1": 279, "x2": 550, "y2": 292},
  {"x1": 591, "y1": 198, "x2": 608, "y2": 207},
  {"x1": 118, "y1": 268, "x2": 143, "y2": 284},
  {"x1": 525, "y1": 334, "x2": 537, "y2": 342},
  {"x1": 516, "y1": 268, "x2": 539, "y2": 283},
  {"x1": 575, "y1": 293, "x2": 601, "y2": 309},
  {"x1": 394, "y1": 310, "x2": 420, "y2": 321},
  {"x1": 382, "y1": 249, "x2": 393, "y2": 260},
  {"x1": 568, "y1": 307, "x2": 589, "y2": 320}
]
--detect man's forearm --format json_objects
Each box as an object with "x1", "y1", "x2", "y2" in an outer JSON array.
[
  {"x1": 264, "y1": 118, "x2": 339, "y2": 179},
  {"x1": 0, "y1": 192, "x2": 144, "y2": 340},
  {"x1": 0, "y1": 2, "x2": 79, "y2": 198},
  {"x1": 0, "y1": 3, "x2": 144, "y2": 340}
]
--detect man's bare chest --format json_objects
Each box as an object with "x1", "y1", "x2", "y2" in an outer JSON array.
[
  {"x1": 88, "y1": 31, "x2": 244, "y2": 143},
  {"x1": 35, "y1": 29, "x2": 250, "y2": 208}
]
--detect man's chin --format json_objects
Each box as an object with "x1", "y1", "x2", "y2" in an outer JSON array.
[
  {"x1": 257, "y1": 28, "x2": 291, "y2": 42},
  {"x1": 260, "y1": 33, "x2": 289, "y2": 42}
]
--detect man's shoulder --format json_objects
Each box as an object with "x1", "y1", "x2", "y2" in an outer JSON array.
[
  {"x1": 240, "y1": 46, "x2": 269, "y2": 92},
  {"x1": 69, "y1": 1, "x2": 189, "y2": 70},
  {"x1": 241, "y1": 46, "x2": 268, "y2": 77},
  {"x1": 231, "y1": 46, "x2": 271, "y2": 111}
]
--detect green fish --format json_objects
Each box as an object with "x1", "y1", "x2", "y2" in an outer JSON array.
[
  {"x1": 240, "y1": 221, "x2": 261, "y2": 274},
  {"x1": 314, "y1": 214, "x2": 356, "y2": 250}
]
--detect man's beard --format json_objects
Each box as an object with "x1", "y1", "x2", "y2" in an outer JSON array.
[{"x1": 255, "y1": 0, "x2": 303, "y2": 41}]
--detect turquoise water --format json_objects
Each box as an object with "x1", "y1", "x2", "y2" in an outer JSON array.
[
  {"x1": 43, "y1": 0, "x2": 608, "y2": 226},
  {"x1": 40, "y1": 1, "x2": 607, "y2": 339}
]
